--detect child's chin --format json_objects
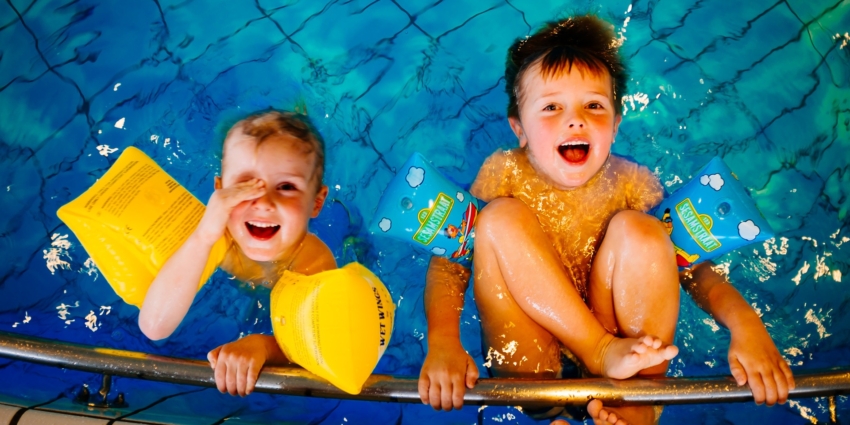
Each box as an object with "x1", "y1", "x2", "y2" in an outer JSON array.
[{"x1": 241, "y1": 247, "x2": 279, "y2": 262}]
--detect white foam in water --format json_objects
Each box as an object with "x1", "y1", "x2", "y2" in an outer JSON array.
[
  {"x1": 804, "y1": 309, "x2": 831, "y2": 339},
  {"x1": 96, "y1": 145, "x2": 118, "y2": 157},
  {"x1": 43, "y1": 234, "x2": 72, "y2": 275},
  {"x1": 82, "y1": 258, "x2": 99, "y2": 280},
  {"x1": 702, "y1": 318, "x2": 720, "y2": 332},
  {"x1": 114, "y1": 117, "x2": 125, "y2": 129},
  {"x1": 792, "y1": 261, "x2": 810, "y2": 285},
  {"x1": 85, "y1": 310, "x2": 99, "y2": 332}
]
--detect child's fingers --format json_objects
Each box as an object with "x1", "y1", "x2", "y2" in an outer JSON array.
[
  {"x1": 761, "y1": 371, "x2": 779, "y2": 406},
  {"x1": 773, "y1": 368, "x2": 790, "y2": 404},
  {"x1": 225, "y1": 360, "x2": 239, "y2": 396},
  {"x1": 245, "y1": 363, "x2": 258, "y2": 396},
  {"x1": 214, "y1": 361, "x2": 228, "y2": 393},
  {"x1": 748, "y1": 372, "x2": 766, "y2": 404},
  {"x1": 451, "y1": 373, "x2": 465, "y2": 410},
  {"x1": 428, "y1": 381, "x2": 442, "y2": 410},
  {"x1": 780, "y1": 359, "x2": 795, "y2": 390},
  {"x1": 228, "y1": 180, "x2": 265, "y2": 203},
  {"x1": 236, "y1": 362, "x2": 248, "y2": 397},
  {"x1": 418, "y1": 374, "x2": 431, "y2": 405},
  {"x1": 440, "y1": 379, "x2": 454, "y2": 411}
]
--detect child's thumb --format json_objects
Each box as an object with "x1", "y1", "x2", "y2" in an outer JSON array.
[
  {"x1": 729, "y1": 357, "x2": 747, "y2": 386},
  {"x1": 466, "y1": 360, "x2": 480, "y2": 389},
  {"x1": 207, "y1": 347, "x2": 221, "y2": 369}
]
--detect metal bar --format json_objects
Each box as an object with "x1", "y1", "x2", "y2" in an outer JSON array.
[{"x1": 1, "y1": 331, "x2": 848, "y2": 407}]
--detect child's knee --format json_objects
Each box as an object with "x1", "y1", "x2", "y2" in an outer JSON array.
[
  {"x1": 609, "y1": 210, "x2": 674, "y2": 255},
  {"x1": 477, "y1": 197, "x2": 534, "y2": 235}
]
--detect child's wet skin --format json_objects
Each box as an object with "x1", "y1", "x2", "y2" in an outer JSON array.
[{"x1": 471, "y1": 149, "x2": 663, "y2": 300}]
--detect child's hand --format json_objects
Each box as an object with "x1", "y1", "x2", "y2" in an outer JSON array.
[
  {"x1": 728, "y1": 321, "x2": 795, "y2": 405},
  {"x1": 207, "y1": 334, "x2": 272, "y2": 397},
  {"x1": 418, "y1": 338, "x2": 479, "y2": 411},
  {"x1": 196, "y1": 178, "x2": 265, "y2": 245}
]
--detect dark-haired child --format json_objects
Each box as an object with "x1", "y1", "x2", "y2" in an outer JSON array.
[
  {"x1": 418, "y1": 15, "x2": 793, "y2": 424},
  {"x1": 139, "y1": 110, "x2": 337, "y2": 396}
]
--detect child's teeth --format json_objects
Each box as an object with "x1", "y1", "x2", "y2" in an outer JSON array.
[{"x1": 248, "y1": 221, "x2": 278, "y2": 228}]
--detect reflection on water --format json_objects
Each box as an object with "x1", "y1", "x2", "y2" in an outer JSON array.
[{"x1": 0, "y1": 0, "x2": 848, "y2": 423}]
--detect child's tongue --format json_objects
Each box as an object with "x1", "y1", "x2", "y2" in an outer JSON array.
[
  {"x1": 558, "y1": 144, "x2": 590, "y2": 164},
  {"x1": 246, "y1": 222, "x2": 280, "y2": 240}
]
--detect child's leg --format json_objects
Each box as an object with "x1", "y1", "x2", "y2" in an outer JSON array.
[
  {"x1": 472, "y1": 198, "x2": 676, "y2": 379},
  {"x1": 585, "y1": 210, "x2": 680, "y2": 425},
  {"x1": 587, "y1": 210, "x2": 680, "y2": 376}
]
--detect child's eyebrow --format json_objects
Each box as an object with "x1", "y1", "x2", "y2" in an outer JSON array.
[
  {"x1": 535, "y1": 90, "x2": 611, "y2": 99},
  {"x1": 269, "y1": 172, "x2": 309, "y2": 181}
]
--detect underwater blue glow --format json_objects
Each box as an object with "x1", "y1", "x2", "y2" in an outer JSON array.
[{"x1": 0, "y1": 0, "x2": 848, "y2": 423}]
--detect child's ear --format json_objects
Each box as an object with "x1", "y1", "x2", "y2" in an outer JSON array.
[
  {"x1": 508, "y1": 117, "x2": 528, "y2": 147},
  {"x1": 612, "y1": 114, "x2": 622, "y2": 142},
  {"x1": 214, "y1": 176, "x2": 222, "y2": 190},
  {"x1": 311, "y1": 185, "x2": 329, "y2": 218}
]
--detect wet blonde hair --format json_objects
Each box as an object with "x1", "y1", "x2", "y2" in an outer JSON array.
[{"x1": 223, "y1": 110, "x2": 326, "y2": 190}]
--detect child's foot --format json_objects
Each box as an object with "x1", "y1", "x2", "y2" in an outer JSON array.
[
  {"x1": 587, "y1": 400, "x2": 658, "y2": 425},
  {"x1": 601, "y1": 335, "x2": 678, "y2": 380}
]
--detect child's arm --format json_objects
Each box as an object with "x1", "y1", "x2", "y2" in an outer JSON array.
[
  {"x1": 418, "y1": 256, "x2": 479, "y2": 411},
  {"x1": 138, "y1": 178, "x2": 265, "y2": 340},
  {"x1": 682, "y1": 262, "x2": 795, "y2": 405},
  {"x1": 207, "y1": 232, "x2": 336, "y2": 396},
  {"x1": 207, "y1": 334, "x2": 290, "y2": 396}
]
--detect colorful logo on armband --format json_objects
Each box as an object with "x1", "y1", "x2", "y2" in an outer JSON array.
[
  {"x1": 654, "y1": 157, "x2": 774, "y2": 269},
  {"x1": 675, "y1": 199, "x2": 721, "y2": 252},
  {"x1": 413, "y1": 193, "x2": 454, "y2": 245}
]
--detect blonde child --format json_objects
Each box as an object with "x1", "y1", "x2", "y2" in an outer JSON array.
[
  {"x1": 418, "y1": 16, "x2": 794, "y2": 424},
  {"x1": 139, "y1": 110, "x2": 337, "y2": 397}
]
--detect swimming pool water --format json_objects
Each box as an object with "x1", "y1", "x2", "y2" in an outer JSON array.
[{"x1": 0, "y1": 0, "x2": 848, "y2": 423}]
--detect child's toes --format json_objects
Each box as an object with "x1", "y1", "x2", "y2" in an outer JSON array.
[
  {"x1": 650, "y1": 337, "x2": 663, "y2": 349},
  {"x1": 587, "y1": 399, "x2": 605, "y2": 420}
]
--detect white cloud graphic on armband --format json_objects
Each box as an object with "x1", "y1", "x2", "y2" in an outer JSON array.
[
  {"x1": 700, "y1": 174, "x2": 724, "y2": 191},
  {"x1": 738, "y1": 220, "x2": 760, "y2": 241},
  {"x1": 406, "y1": 167, "x2": 425, "y2": 188}
]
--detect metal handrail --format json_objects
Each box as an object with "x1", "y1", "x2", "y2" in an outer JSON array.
[{"x1": 1, "y1": 331, "x2": 848, "y2": 407}]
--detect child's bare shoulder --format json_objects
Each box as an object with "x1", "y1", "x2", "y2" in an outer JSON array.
[
  {"x1": 608, "y1": 155, "x2": 663, "y2": 211},
  {"x1": 471, "y1": 148, "x2": 523, "y2": 201},
  {"x1": 292, "y1": 233, "x2": 337, "y2": 275}
]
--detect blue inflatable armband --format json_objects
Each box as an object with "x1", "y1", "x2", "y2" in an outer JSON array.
[
  {"x1": 654, "y1": 157, "x2": 774, "y2": 268},
  {"x1": 371, "y1": 153, "x2": 483, "y2": 263}
]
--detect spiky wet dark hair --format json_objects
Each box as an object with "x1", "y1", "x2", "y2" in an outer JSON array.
[{"x1": 505, "y1": 14, "x2": 627, "y2": 119}]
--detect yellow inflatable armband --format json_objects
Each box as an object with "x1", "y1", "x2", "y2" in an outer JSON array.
[
  {"x1": 270, "y1": 262, "x2": 395, "y2": 394},
  {"x1": 57, "y1": 147, "x2": 227, "y2": 307}
]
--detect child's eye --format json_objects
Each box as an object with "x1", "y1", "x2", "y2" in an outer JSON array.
[
  {"x1": 277, "y1": 182, "x2": 297, "y2": 191},
  {"x1": 587, "y1": 102, "x2": 603, "y2": 110},
  {"x1": 543, "y1": 104, "x2": 558, "y2": 111}
]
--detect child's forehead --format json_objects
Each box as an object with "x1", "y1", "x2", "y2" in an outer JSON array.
[
  {"x1": 523, "y1": 60, "x2": 613, "y2": 93},
  {"x1": 221, "y1": 132, "x2": 315, "y2": 173}
]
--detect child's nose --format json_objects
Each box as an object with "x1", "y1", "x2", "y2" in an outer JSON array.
[
  {"x1": 565, "y1": 108, "x2": 586, "y2": 129},
  {"x1": 251, "y1": 189, "x2": 274, "y2": 210}
]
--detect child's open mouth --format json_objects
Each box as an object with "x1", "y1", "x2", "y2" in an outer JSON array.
[
  {"x1": 558, "y1": 142, "x2": 590, "y2": 164},
  {"x1": 245, "y1": 221, "x2": 280, "y2": 241}
]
